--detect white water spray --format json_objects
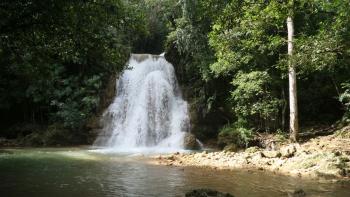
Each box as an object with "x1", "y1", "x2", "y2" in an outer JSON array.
[{"x1": 94, "y1": 54, "x2": 190, "y2": 152}]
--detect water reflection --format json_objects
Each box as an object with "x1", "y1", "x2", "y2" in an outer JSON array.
[{"x1": 0, "y1": 148, "x2": 349, "y2": 197}]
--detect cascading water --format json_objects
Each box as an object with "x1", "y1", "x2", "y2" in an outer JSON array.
[{"x1": 94, "y1": 53, "x2": 190, "y2": 152}]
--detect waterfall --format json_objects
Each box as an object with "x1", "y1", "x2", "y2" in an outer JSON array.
[{"x1": 94, "y1": 53, "x2": 190, "y2": 152}]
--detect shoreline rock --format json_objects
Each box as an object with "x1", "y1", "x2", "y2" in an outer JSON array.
[
  {"x1": 185, "y1": 189, "x2": 234, "y2": 197},
  {"x1": 184, "y1": 133, "x2": 200, "y2": 150},
  {"x1": 152, "y1": 134, "x2": 350, "y2": 180}
]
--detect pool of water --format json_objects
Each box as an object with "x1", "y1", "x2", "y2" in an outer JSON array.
[{"x1": 0, "y1": 147, "x2": 349, "y2": 197}]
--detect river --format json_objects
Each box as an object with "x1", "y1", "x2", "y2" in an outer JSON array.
[{"x1": 0, "y1": 147, "x2": 349, "y2": 197}]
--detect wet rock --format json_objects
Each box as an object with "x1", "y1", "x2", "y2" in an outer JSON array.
[
  {"x1": 185, "y1": 189, "x2": 234, "y2": 197},
  {"x1": 184, "y1": 133, "x2": 200, "y2": 150},
  {"x1": 224, "y1": 144, "x2": 238, "y2": 152},
  {"x1": 287, "y1": 189, "x2": 306, "y2": 197},
  {"x1": 261, "y1": 151, "x2": 281, "y2": 158},
  {"x1": 281, "y1": 144, "x2": 297, "y2": 158}
]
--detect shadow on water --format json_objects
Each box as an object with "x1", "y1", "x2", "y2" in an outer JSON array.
[{"x1": 0, "y1": 147, "x2": 349, "y2": 197}]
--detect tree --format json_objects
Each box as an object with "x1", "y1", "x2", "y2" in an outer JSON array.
[
  {"x1": 0, "y1": 0, "x2": 148, "y2": 141},
  {"x1": 207, "y1": 0, "x2": 350, "y2": 139},
  {"x1": 287, "y1": 1, "x2": 299, "y2": 142}
]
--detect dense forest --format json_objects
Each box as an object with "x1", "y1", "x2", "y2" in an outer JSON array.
[{"x1": 1, "y1": 0, "x2": 349, "y2": 147}]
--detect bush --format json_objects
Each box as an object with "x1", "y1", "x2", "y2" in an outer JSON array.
[
  {"x1": 20, "y1": 132, "x2": 45, "y2": 147},
  {"x1": 230, "y1": 71, "x2": 282, "y2": 131},
  {"x1": 218, "y1": 124, "x2": 253, "y2": 149},
  {"x1": 19, "y1": 124, "x2": 84, "y2": 146}
]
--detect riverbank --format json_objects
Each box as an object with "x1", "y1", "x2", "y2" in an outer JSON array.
[{"x1": 153, "y1": 128, "x2": 350, "y2": 179}]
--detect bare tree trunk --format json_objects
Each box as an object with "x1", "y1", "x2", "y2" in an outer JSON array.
[{"x1": 287, "y1": 16, "x2": 299, "y2": 142}]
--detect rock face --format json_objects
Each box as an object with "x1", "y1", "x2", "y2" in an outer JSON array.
[
  {"x1": 184, "y1": 133, "x2": 200, "y2": 150},
  {"x1": 185, "y1": 189, "x2": 234, "y2": 197}
]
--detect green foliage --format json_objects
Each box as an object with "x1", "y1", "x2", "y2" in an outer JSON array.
[
  {"x1": 335, "y1": 126, "x2": 350, "y2": 139},
  {"x1": 209, "y1": 0, "x2": 286, "y2": 76},
  {"x1": 340, "y1": 83, "x2": 350, "y2": 122},
  {"x1": 132, "y1": 0, "x2": 179, "y2": 53},
  {"x1": 167, "y1": 0, "x2": 229, "y2": 80},
  {"x1": 164, "y1": 0, "x2": 234, "y2": 141},
  {"x1": 218, "y1": 123, "x2": 253, "y2": 148},
  {"x1": 275, "y1": 129, "x2": 288, "y2": 142},
  {"x1": 0, "y1": 0, "x2": 148, "y2": 139},
  {"x1": 19, "y1": 124, "x2": 81, "y2": 146},
  {"x1": 207, "y1": 1, "x2": 288, "y2": 132},
  {"x1": 52, "y1": 75, "x2": 102, "y2": 129},
  {"x1": 231, "y1": 71, "x2": 281, "y2": 130},
  {"x1": 164, "y1": 0, "x2": 350, "y2": 143},
  {"x1": 207, "y1": 0, "x2": 350, "y2": 130},
  {"x1": 1, "y1": 0, "x2": 350, "y2": 146}
]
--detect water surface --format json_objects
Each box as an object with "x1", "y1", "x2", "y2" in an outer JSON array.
[{"x1": 0, "y1": 147, "x2": 349, "y2": 197}]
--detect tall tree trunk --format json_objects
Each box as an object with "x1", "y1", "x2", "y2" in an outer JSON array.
[{"x1": 287, "y1": 16, "x2": 299, "y2": 142}]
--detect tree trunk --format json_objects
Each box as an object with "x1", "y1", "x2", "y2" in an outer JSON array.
[{"x1": 287, "y1": 16, "x2": 299, "y2": 142}]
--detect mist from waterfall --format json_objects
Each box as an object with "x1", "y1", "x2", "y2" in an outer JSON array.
[{"x1": 93, "y1": 53, "x2": 190, "y2": 152}]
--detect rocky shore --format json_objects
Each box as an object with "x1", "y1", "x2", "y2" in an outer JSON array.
[{"x1": 153, "y1": 133, "x2": 350, "y2": 179}]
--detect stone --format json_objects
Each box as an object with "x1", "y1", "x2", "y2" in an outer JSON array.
[
  {"x1": 281, "y1": 144, "x2": 297, "y2": 158},
  {"x1": 333, "y1": 151, "x2": 341, "y2": 156},
  {"x1": 185, "y1": 189, "x2": 234, "y2": 197},
  {"x1": 288, "y1": 189, "x2": 306, "y2": 197},
  {"x1": 224, "y1": 144, "x2": 239, "y2": 152},
  {"x1": 184, "y1": 133, "x2": 200, "y2": 150},
  {"x1": 339, "y1": 169, "x2": 347, "y2": 177},
  {"x1": 261, "y1": 151, "x2": 282, "y2": 158},
  {"x1": 245, "y1": 146, "x2": 259, "y2": 154},
  {"x1": 251, "y1": 152, "x2": 262, "y2": 160},
  {"x1": 166, "y1": 155, "x2": 175, "y2": 161}
]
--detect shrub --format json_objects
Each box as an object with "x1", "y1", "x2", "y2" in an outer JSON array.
[
  {"x1": 218, "y1": 124, "x2": 253, "y2": 148},
  {"x1": 340, "y1": 82, "x2": 350, "y2": 122}
]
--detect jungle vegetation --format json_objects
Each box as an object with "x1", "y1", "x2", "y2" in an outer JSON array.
[{"x1": 0, "y1": 0, "x2": 349, "y2": 147}]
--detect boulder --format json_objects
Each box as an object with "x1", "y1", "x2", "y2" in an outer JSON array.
[
  {"x1": 245, "y1": 146, "x2": 260, "y2": 154},
  {"x1": 261, "y1": 151, "x2": 282, "y2": 158},
  {"x1": 281, "y1": 144, "x2": 298, "y2": 158},
  {"x1": 224, "y1": 144, "x2": 239, "y2": 152},
  {"x1": 184, "y1": 133, "x2": 200, "y2": 150},
  {"x1": 185, "y1": 189, "x2": 234, "y2": 197},
  {"x1": 287, "y1": 189, "x2": 306, "y2": 197}
]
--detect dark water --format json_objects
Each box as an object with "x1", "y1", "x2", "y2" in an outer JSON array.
[{"x1": 0, "y1": 148, "x2": 349, "y2": 197}]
